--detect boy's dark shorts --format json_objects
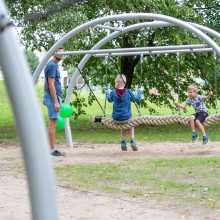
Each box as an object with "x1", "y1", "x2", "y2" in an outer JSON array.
[{"x1": 193, "y1": 112, "x2": 208, "y2": 123}]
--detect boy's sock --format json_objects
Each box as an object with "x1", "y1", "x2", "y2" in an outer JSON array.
[
  {"x1": 121, "y1": 139, "x2": 127, "y2": 151},
  {"x1": 192, "y1": 131, "x2": 197, "y2": 136},
  {"x1": 203, "y1": 135, "x2": 208, "y2": 140},
  {"x1": 192, "y1": 131, "x2": 197, "y2": 142},
  {"x1": 130, "y1": 139, "x2": 135, "y2": 144},
  {"x1": 130, "y1": 139, "x2": 138, "y2": 151},
  {"x1": 202, "y1": 135, "x2": 209, "y2": 145}
]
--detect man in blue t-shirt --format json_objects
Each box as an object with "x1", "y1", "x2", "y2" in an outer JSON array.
[{"x1": 43, "y1": 47, "x2": 65, "y2": 156}]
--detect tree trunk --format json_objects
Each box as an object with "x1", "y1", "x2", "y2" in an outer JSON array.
[
  {"x1": 120, "y1": 32, "x2": 155, "y2": 88},
  {"x1": 121, "y1": 56, "x2": 137, "y2": 88},
  {"x1": 120, "y1": 34, "x2": 139, "y2": 88}
]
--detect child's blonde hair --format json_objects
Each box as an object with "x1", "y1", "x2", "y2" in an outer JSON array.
[
  {"x1": 115, "y1": 74, "x2": 126, "y2": 88},
  {"x1": 188, "y1": 84, "x2": 199, "y2": 93}
]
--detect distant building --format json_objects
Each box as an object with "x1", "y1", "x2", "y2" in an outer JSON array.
[{"x1": 0, "y1": 71, "x2": 3, "y2": 80}]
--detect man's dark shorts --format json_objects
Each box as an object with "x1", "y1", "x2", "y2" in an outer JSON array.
[{"x1": 193, "y1": 112, "x2": 208, "y2": 123}]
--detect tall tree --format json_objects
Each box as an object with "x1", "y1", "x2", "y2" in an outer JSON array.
[
  {"x1": 25, "y1": 49, "x2": 39, "y2": 74},
  {"x1": 5, "y1": 0, "x2": 220, "y2": 111}
]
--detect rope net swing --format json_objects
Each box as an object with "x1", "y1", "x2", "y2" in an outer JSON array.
[
  {"x1": 94, "y1": 51, "x2": 220, "y2": 130},
  {"x1": 99, "y1": 114, "x2": 220, "y2": 130}
]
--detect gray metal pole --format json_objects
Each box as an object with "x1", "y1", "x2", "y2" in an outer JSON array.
[
  {"x1": 64, "y1": 118, "x2": 72, "y2": 148},
  {"x1": 55, "y1": 44, "x2": 207, "y2": 55},
  {"x1": 95, "y1": 24, "x2": 123, "y2": 31},
  {"x1": 93, "y1": 48, "x2": 213, "y2": 57},
  {"x1": 0, "y1": 2, "x2": 58, "y2": 220}
]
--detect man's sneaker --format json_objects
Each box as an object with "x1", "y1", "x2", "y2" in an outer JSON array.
[
  {"x1": 121, "y1": 141, "x2": 127, "y2": 151},
  {"x1": 130, "y1": 140, "x2": 138, "y2": 151},
  {"x1": 192, "y1": 134, "x2": 198, "y2": 143},
  {"x1": 51, "y1": 149, "x2": 65, "y2": 156},
  {"x1": 202, "y1": 136, "x2": 209, "y2": 145}
]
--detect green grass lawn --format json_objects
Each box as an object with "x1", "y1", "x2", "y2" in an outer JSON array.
[
  {"x1": 1, "y1": 81, "x2": 220, "y2": 211},
  {"x1": 56, "y1": 156, "x2": 220, "y2": 209},
  {"x1": 1, "y1": 81, "x2": 220, "y2": 143}
]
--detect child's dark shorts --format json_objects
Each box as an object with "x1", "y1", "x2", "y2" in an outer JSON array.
[{"x1": 193, "y1": 112, "x2": 208, "y2": 123}]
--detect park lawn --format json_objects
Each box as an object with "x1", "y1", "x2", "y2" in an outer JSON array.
[
  {"x1": 1, "y1": 81, "x2": 220, "y2": 143},
  {"x1": 1, "y1": 81, "x2": 220, "y2": 211},
  {"x1": 0, "y1": 81, "x2": 220, "y2": 143},
  {"x1": 55, "y1": 156, "x2": 220, "y2": 209}
]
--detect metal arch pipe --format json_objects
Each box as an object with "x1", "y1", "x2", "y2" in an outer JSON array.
[
  {"x1": 64, "y1": 19, "x2": 220, "y2": 148},
  {"x1": 32, "y1": 13, "x2": 220, "y2": 148},
  {"x1": 0, "y1": 1, "x2": 58, "y2": 219},
  {"x1": 95, "y1": 21, "x2": 220, "y2": 39},
  {"x1": 93, "y1": 48, "x2": 213, "y2": 57},
  {"x1": 32, "y1": 13, "x2": 220, "y2": 85},
  {"x1": 95, "y1": 24, "x2": 123, "y2": 31},
  {"x1": 55, "y1": 44, "x2": 208, "y2": 55}
]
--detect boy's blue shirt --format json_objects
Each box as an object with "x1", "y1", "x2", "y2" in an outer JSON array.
[
  {"x1": 106, "y1": 89, "x2": 142, "y2": 121},
  {"x1": 186, "y1": 94, "x2": 208, "y2": 113}
]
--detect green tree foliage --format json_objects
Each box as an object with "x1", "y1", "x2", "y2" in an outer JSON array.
[
  {"x1": 4, "y1": 0, "x2": 220, "y2": 113},
  {"x1": 184, "y1": 0, "x2": 220, "y2": 31},
  {"x1": 25, "y1": 49, "x2": 39, "y2": 74},
  {"x1": 62, "y1": 86, "x2": 87, "y2": 119}
]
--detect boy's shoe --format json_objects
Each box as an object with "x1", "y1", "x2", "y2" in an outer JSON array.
[
  {"x1": 192, "y1": 134, "x2": 198, "y2": 143},
  {"x1": 121, "y1": 141, "x2": 127, "y2": 151},
  {"x1": 202, "y1": 136, "x2": 209, "y2": 145},
  {"x1": 130, "y1": 140, "x2": 138, "y2": 151},
  {"x1": 51, "y1": 149, "x2": 65, "y2": 156}
]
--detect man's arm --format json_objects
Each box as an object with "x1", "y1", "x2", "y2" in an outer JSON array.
[{"x1": 48, "y1": 77, "x2": 60, "y2": 112}]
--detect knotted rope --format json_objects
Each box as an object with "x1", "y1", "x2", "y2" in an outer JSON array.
[{"x1": 98, "y1": 114, "x2": 220, "y2": 130}]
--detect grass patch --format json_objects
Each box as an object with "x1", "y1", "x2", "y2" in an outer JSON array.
[
  {"x1": 56, "y1": 156, "x2": 220, "y2": 209},
  {"x1": 2, "y1": 82, "x2": 220, "y2": 209},
  {"x1": 2, "y1": 157, "x2": 17, "y2": 161},
  {"x1": 1, "y1": 82, "x2": 220, "y2": 143}
]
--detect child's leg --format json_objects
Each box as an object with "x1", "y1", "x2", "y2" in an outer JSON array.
[
  {"x1": 130, "y1": 127, "x2": 134, "y2": 140},
  {"x1": 189, "y1": 115, "x2": 196, "y2": 132},
  {"x1": 195, "y1": 119, "x2": 209, "y2": 144},
  {"x1": 195, "y1": 112, "x2": 209, "y2": 144},
  {"x1": 195, "y1": 120, "x2": 206, "y2": 136},
  {"x1": 121, "y1": 130, "x2": 126, "y2": 140},
  {"x1": 130, "y1": 127, "x2": 138, "y2": 151},
  {"x1": 120, "y1": 130, "x2": 127, "y2": 151},
  {"x1": 189, "y1": 115, "x2": 198, "y2": 142}
]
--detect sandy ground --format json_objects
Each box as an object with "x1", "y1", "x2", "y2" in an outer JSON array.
[{"x1": 1, "y1": 141, "x2": 220, "y2": 220}]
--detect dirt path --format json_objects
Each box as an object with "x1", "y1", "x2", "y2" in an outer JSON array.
[{"x1": 0, "y1": 141, "x2": 220, "y2": 220}]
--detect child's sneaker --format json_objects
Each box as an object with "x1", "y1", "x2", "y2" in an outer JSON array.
[
  {"x1": 192, "y1": 134, "x2": 198, "y2": 143},
  {"x1": 121, "y1": 141, "x2": 127, "y2": 151},
  {"x1": 130, "y1": 140, "x2": 138, "y2": 151},
  {"x1": 202, "y1": 136, "x2": 209, "y2": 145}
]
